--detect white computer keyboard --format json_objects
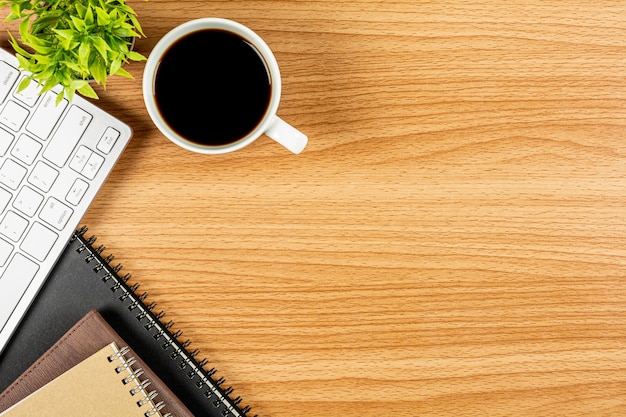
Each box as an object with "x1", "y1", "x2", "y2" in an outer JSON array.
[{"x1": 0, "y1": 47, "x2": 132, "y2": 355}]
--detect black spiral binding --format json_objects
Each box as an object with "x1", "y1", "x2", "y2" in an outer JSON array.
[
  {"x1": 72, "y1": 226, "x2": 257, "y2": 417},
  {"x1": 107, "y1": 346, "x2": 171, "y2": 417}
]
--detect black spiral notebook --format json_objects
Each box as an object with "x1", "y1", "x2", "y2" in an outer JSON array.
[{"x1": 0, "y1": 227, "x2": 255, "y2": 417}]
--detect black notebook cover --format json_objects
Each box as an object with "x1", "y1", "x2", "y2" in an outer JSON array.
[{"x1": 0, "y1": 227, "x2": 255, "y2": 417}]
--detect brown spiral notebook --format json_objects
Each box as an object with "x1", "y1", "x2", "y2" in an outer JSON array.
[{"x1": 0, "y1": 310, "x2": 193, "y2": 417}]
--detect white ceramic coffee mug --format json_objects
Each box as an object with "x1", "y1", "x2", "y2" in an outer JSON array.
[{"x1": 142, "y1": 18, "x2": 307, "y2": 154}]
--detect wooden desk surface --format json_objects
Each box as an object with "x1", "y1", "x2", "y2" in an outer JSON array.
[{"x1": 3, "y1": 1, "x2": 626, "y2": 416}]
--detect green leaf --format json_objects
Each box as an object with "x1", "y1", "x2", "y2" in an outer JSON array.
[
  {"x1": 18, "y1": 16, "x2": 30, "y2": 40},
  {"x1": 128, "y1": 14, "x2": 144, "y2": 37},
  {"x1": 77, "y1": 82, "x2": 99, "y2": 99},
  {"x1": 71, "y1": 16, "x2": 86, "y2": 32},
  {"x1": 95, "y1": 7, "x2": 110, "y2": 26},
  {"x1": 114, "y1": 66, "x2": 133, "y2": 79},
  {"x1": 89, "y1": 56, "x2": 107, "y2": 86},
  {"x1": 57, "y1": 70, "x2": 72, "y2": 87},
  {"x1": 31, "y1": 15, "x2": 61, "y2": 33},
  {"x1": 4, "y1": 1, "x2": 32, "y2": 22},
  {"x1": 33, "y1": 42, "x2": 54, "y2": 55},
  {"x1": 53, "y1": 29, "x2": 75, "y2": 40},
  {"x1": 78, "y1": 41, "x2": 91, "y2": 68},
  {"x1": 75, "y1": 3, "x2": 87, "y2": 19},
  {"x1": 109, "y1": 57, "x2": 122, "y2": 75},
  {"x1": 59, "y1": 35, "x2": 74, "y2": 51},
  {"x1": 41, "y1": 78, "x2": 58, "y2": 94},
  {"x1": 84, "y1": 5, "x2": 94, "y2": 26},
  {"x1": 126, "y1": 51, "x2": 146, "y2": 62},
  {"x1": 64, "y1": 61, "x2": 83, "y2": 74},
  {"x1": 20, "y1": 32, "x2": 54, "y2": 55},
  {"x1": 113, "y1": 28, "x2": 137, "y2": 39},
  {"x1": 64, "y1": 87, "x2": 75, "y2": 103},
  {"x1": 16, "y1": 76, "x2": 31, "y2": 93},
  {"x1": 106, "y1": 35, "x2": 127, "y2": 53},
  {"x1": 55, "y1": 90, "x2": 66, "y2": 106},
  {"x1": 9, "y1": 3, "x2": 21, "y2": 17},
  {"x1": 8, "y1": 32, "x2": 32, "y2": 58},
  {"x1": 14, "y1": 54, "x2": 32, "y2": 71},
  {"x1": 37, "y1": 67, "x2": 56, "y2": 81},
  {"x1": 70, "y1": 79, "x2": 89, "y2": 89},
  {"x1": 30, "y1": 53, "x2": 52, "y2": 64},
  {"x1": 91, "y1": 36, "x2": 110, "y2": 62},
  {"x1": 3, "y1": 13, "x2": 21, "y2": 22}
]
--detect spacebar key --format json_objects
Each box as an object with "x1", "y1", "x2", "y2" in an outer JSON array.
[
  {"x1": 43, "y1": 105, "x2": 92, "y2": 167},
  {"x1": 0, "y1": 253, "x2": 39, "y2": 332}
]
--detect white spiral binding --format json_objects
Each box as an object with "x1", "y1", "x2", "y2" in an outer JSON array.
[
  {"x1": 109, "y1": 345, "x2": 172, "y2": 417},
  {"x1": 107, "y1": 346, "x2": 130, "y2": 362},
  {"x1": 146, "y1": 401, "x2": 169, "y2": 417},
  {"x1": 137, "y1": 390, "x2": 158, "y2": 407},
  {"x1": 115, "y1": 356, "x2": 137, "y2": 374},
  {"x1": 122, "y1": 368, "x2": 145, "y2": 385}
]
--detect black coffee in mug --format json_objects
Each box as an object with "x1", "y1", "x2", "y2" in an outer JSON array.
[{"x1": 153, "y1": 29, "x2": 272, "y2": 146}]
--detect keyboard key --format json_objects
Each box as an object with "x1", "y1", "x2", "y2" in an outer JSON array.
[
  {"x1": 28, "y1": 161, "x2": 58, "y2": 192},
  {"x1": 0, "y1": 101, "x2": 29, "y2": 131},
  {"x1": 97, "y1": 127, "x2": 120, "y2": 154},
  {"x1": 0, "y1": 211, "x2": 28, "y2": 242},
  {"x1": 39, "y1": 197, "x2": 73, "y2": 230},
  {"x1": 82, "y1": 151, "x2": 104, "y2": 180},
  {"x1": 0, "y1": 238, "x2": 12, "y2": 266},
  {"x1": 0, "y1": 127, "x2": 14, "y2": 156},
  {"x1": 0, "y1": 253, "x2": 39, "y2": 333},
  {"x1": 13, "y1": 186, "x2": 43, "y2": 217},
  {"x1": 13, "y1": 78, "x2": 41, "y2": 107},
  {"x1": 69, "y1": 145, "x2": 91, "y2": 173},
  {"x1": 0, "y1": 61, "x2": 19, "y2": 104},
  {"x1": 26, "y1": 91, "x2": 67, "y2": 140},
  {"x1": 11, "y1": 134, "x2": 42, "y2": 165},
  {"x1": 20, "y1": 222, "x2": 57, "y2": 261},
  {"x1": 42, "y1": 105, "x2": 92, "y2": 167},
  {"x1": 66, "y1": 178, "x2": 88, "y2": 206},
  {"x1": 0, "y1": 187, "x2": 10, "y2": 212},
  {"x1": 0, "y1": 159, "x2": 27, "y2": 190}
]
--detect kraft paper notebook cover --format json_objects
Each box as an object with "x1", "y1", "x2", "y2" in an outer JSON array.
[
  {"x1": 0, "y1": 343, "x2": 165, "y2": 417},
  {"x1": 0, "y1": 227, "x2": 254, "y2": 417},
  {"x1": 0, "y1": 310, "x2": 191, "y2": 417}
]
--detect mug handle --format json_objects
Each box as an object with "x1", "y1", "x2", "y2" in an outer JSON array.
[{"x1": 265, "y1": 116, "x2": 308, "y2": 154}]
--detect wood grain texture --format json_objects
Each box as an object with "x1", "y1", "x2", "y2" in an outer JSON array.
[{"x1": 3, "y1": 1, "x2": 626, "y2": 416}]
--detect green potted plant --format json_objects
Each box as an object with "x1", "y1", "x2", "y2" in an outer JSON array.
[{"x1": 0, "y1": 0, "x2": 146, "y2": 103}]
